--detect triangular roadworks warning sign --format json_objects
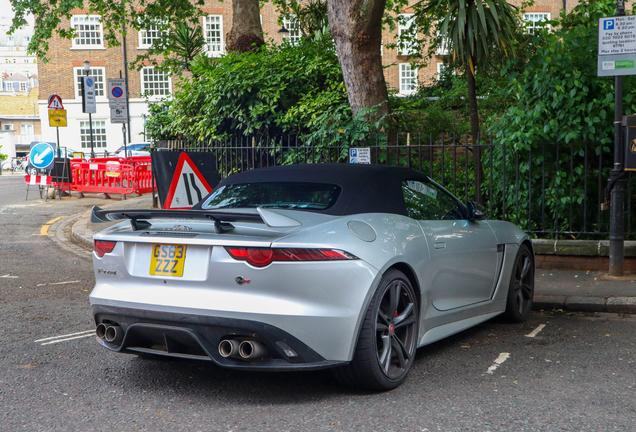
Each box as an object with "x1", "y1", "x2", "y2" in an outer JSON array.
[
  {"x1": 47, "y1": 94, "x2": 64, "y2": 110},
  {"x1": 164, "y1": 153, "x2": 214, "y2": 209}
]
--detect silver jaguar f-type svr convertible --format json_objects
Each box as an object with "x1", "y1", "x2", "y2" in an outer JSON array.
[{"x1": 89, "y1": 163, "x2": 534, "y2": 390}]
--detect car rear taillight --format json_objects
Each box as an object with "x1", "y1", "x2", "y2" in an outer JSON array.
[
  {"x1": 94, "y1": 240, "x2": 117, "y2": 258},
  {"x1": 225, "y1": 247, "x2": 358, "y2": 268}
]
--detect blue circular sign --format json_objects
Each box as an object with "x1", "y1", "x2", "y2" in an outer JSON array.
[
  {"x1": 112, "y1": 86, "x2": 123, "y2": 98},
  {"x1": 30, "y1": 142, "x2": 56, "y2": 170},
  {"x1": 86, "y1": 77, "x2": 94, "y2": 87}
]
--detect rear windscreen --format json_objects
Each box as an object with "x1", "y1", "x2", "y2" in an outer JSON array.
[{"x1": 202, "y1": 182, "x2": 341, "y2": 211}]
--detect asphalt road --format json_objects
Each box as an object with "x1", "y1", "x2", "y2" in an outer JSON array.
[{"x1": 1, "y1": 174, "x2": 635, "y2": 431}]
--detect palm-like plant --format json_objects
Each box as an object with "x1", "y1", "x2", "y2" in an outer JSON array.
[
  {"x1": 415, "y1": 0, "x2": 520, "y2": 202},
  {"x1": 165, "y1": 23, "x2": 206, "y2": 75}
]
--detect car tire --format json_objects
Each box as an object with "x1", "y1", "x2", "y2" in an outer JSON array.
[
  {"x1": 503, "y1": 244, "x2": 534, "y2": 322},
  {"x1": 332, "y1": 269, "x2": 419, "y2": 391}
]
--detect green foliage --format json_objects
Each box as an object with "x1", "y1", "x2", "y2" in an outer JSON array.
[
  {"x1": 0, "y1": 146, "x2": 7, "y2": 161},
  {"x1": 274, "y1": 0, "x2": 329, "y2": 39},
  {"x1": 415, "y1": 0, "x2": 520, "y2": 71},
  {"x1": 390, "y1": 93, "x2": 470, "y2": 137},
  {"x1": 145, "y1": 99, "x2": 179, "y2": 141},
  {"x1": 145, "y1": 37, "x2": 383, "y2": 141},
  {"x1": 485, "y1": 0, "x2": 635, "y2": 238},
  {"x1": 488, "y1": 0, "x2": 629, "y2": 147},
  {"x1": 159, "y1": 23, "x2": 206, "y2": 75}
]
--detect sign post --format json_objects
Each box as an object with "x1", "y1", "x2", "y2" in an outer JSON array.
[
  {"x1": 81, "y1": 74, "x2": 97, "y2": 158},
  {"x1": 47, "y1": 94, "x2": 67, "y2": 157},
  {"x1": 108, "y1": 78, "x2": 128, "y2": 158},
  {"x1": 598, "y1": 3, "x2": 631, "y2": 276},
  {"x1": 25, "y1": 141, "x2": 56, "y2": 201}
]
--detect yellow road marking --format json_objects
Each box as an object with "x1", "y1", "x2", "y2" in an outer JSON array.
[{"x1": 34, "y1": 216, "x2": 65, "y2": 236}]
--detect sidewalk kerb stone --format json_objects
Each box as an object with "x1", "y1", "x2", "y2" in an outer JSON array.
[
  {"x1": 606, "y1": 297, "x2": 636, "y2": 314},
  {"x1": 533, "y1": 294, "x2": 567, "y2": 310},
  {"x1": 565, "y1": 296, "x2": 607, "y2": 312}
]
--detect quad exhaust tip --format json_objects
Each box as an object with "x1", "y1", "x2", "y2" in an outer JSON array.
[
  {"x1": 96, "y1": 323, "x2": 108, "y2": 339},
  {"x1": 218, "y1": 339, "x2": 241, "y2": 359},
  {"x1": 95, "y1": 323, "x2": 124, "y2": 345},
  {"x1": 218, "y1": 339, "x2": 267, "y2": 361}
]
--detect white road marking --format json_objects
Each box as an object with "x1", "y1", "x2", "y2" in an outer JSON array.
[
  {"x1": 40, "y1": 334, "x2": 94, "y2": 345},
  {"x1": 1, "y1": 274, "x2": 19, "y2": 278},
  {"x1": 526, "y1": 324, "x2": 547, "y2": 338},
  {"x1": 35, "y1": 330, "x2": 94, "y2": 343},
  {"x1": 487, "y1": 352, "x2": 510, "y2": 374},
  {"x1": 36, "y1": 280, "x2": 81, "y2": 287}
]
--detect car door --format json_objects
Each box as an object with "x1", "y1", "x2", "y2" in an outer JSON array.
[{"x1": 402, "y1": 180, "x2": 499, "y2": 311}]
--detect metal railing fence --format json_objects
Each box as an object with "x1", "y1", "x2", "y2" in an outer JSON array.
[{"x1": 155, "y1": 134, "x2": 634, "y2": 240}]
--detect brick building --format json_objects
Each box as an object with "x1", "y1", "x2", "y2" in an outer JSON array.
[
  {"x1": 0, "y1": 0, "x2": 39, "y2": 159},
  {"x1": 38, "y1": 0, "x2": 575, "y2": 153}
]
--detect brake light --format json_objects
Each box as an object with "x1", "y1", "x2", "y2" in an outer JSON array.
[
  {"x1": 94, "y1": 240, "x2": 117, "y2": 257},
  {"x1": 225, "y1": 247, "x2": 358, "y2": 267}
]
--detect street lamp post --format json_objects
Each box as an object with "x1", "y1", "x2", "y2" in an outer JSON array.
[
  {"x1": 83, "y1": 59, "x2": 95, "y2": 158},
  {"x1": 608, "y1": 0, "x2": 626, "y2": 276}
]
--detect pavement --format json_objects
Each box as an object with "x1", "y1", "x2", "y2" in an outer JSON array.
[{"x1": 58, "y1": 191, "x2": 636, "y2": 314}]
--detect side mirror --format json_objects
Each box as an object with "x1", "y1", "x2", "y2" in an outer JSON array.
[{"x1": 467, "y1": 201, "x2": 486, "y2": 221}]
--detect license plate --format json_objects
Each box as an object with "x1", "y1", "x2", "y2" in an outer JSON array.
[{"x1": 150, "y1": 244, "x2": 187, "y2": 277}]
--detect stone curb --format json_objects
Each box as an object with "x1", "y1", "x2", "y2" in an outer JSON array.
[
  {"x1": 533, "y1": 294, "x2": 636, "y2": 314},
  {"x1": 532, "y1": 239, "x2": 636, "y2": 257},
  {"x1": 71, "y1": 196, "x2": 150, "y2": 251},
  {"x1": 72, "y1": 214, "x2": 96, "y2": 250}
]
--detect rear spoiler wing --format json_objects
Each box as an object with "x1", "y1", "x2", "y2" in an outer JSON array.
[{"x1": 90, "y1": 206, "x2": 301, "y2": 233}]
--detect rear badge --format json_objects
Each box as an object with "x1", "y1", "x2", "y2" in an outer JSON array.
[
  {"x1": 97, "y1": 269, "x2": 117, "y2": 276},
  {"x1": 235, "y1": 276, "x2": 251, "y2": 285}
]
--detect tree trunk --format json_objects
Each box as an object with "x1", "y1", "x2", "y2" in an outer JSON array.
[
  {"x1": 466, "y1": 58, "x2": 483, "y2": 204},
  {"x1": 327, "y1": 0, "x2": 389, "y2": 121},
  {"x1": 226, "y1": 0, "x2": 264, "y2": 53}
]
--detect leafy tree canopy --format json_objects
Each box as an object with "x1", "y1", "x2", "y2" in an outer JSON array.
[
  {"x1": 488, "y1": 0, "x2": 636, "y2": 149},
  {"x1": 145, "y1": 35, "x2": 386, "y2": 143}
]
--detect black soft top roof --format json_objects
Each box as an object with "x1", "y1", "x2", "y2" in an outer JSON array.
[{"x1": 193, "y1": 163, "x2": 432, "y2": 216}]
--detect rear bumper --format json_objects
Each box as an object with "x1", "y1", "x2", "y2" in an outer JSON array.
[
  {"x1": 90, "y1": 256, "x2": 380, "y2": 361},
  {"x1": 92, "y1": 305, "x2": 347, "y2": 371}
]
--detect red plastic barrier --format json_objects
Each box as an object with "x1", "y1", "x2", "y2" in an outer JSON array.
[
  {"x1": 134, "y1": 163, "x2": 153, "y2": 194},
  {"x1": 70, "y1": 160, "x2": 135, "y2": 195},
  {"x1": 25, "y1": 174, "x2": 52, "y2": 186},
  {"x1": 68, "y1": 156, "x2": 153, "y2": 196},
  {"x1": 88, "y1": 157, "x2": 125, "y2": 163}
]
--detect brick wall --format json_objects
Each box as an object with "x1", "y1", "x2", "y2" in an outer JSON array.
[{"x1": 0, "y1": 88, "x2": 39, "y2": 116}]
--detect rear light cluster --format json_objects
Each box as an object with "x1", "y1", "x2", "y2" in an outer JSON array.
[
  {"x1": 225, "y1": 247, "x2": 358, "y2": 268},
  {"x1": 94, "y1": 240, "x2": 117, "y2": 258}
]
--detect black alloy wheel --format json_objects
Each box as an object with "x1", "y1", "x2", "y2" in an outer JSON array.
[
  {"x1": 332, "y1": 269, "x2": 419, "y2": 390},
  {"x1": 504, "y1": 244, "x2": 534, "y2": 322}
]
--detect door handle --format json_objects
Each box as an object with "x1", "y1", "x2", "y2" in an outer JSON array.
[{"x1": 434, "y1": 242, "x2": 446, "y2": 249}]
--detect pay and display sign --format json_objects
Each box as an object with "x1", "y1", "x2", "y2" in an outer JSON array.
[
  {"x1": 599, "y1": 16, "x2": 636, "y2": 55},
  {"x1": 598, "y1": 16, "x2": 636, "y2": 76}
]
